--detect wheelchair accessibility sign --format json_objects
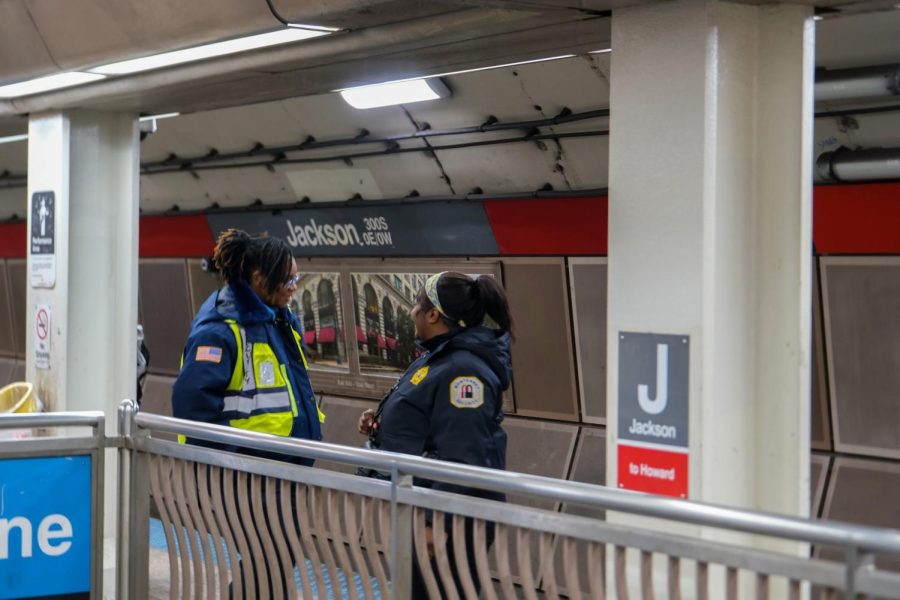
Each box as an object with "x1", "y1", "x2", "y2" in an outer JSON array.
[{"x1": 0, "y1": 455, "x2": 92, "y2": 599}]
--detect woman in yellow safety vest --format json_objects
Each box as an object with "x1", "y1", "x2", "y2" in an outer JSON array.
[{"x1": 172, "y1": 228, "x2": 323, "y2": 464}]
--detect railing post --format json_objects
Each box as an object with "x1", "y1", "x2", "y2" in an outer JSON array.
[
  {"x1": 844, "y1": 545, "x2": 859, "y2": 599},
  {"x1": 390, "y1": 464, "x2": 414, "y2": 600},
  {"x1": 117, "y1": 399, "x2": 150, "y2": 599}
]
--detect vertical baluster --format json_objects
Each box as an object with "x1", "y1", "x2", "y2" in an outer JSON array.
[
  {"x1": 515, "y1": 528, "x2": 540, "y2": 600},
  {"x1": 472, "y1": 519, "x2": 498, "y2": 600},
  {"x1": 788, "y1": 579, "x2": 801, "y2": 600},
  {"x1": 196, "y1": 464, "x2": 229, "y2": 599},
  {"x1": 222, "y1": 468, "x2": 254, "y2": 599},
  {"x1": 756, "y1": 573, "x2": 769, "y2": 600},
  {"x1": 413, "y1": 507, "x2": 441, "y2": 599},
  {"x1": 493, "y1": 524, "x2": 517, "y2": 598},
  {"x1": 539, "y1": 532, "x2": 560, "y2": 600},
  {"x1": 325, "y1": 490, "x2": 360, "y2": 600},
  {"x1": 343, "y1": 494, "x2": 375, "y2": 599},
  {"x1": 294, "y1": 485, "x2": 328, "y2": 598},
  {"x1": 615, "y1": 546, "x2": 630, "y2": 600},
  {"x1": 264, "y1": 477, "x2": 296, "y2": 600},
  {"x1": 450, "y1": 514, "x2": 479, "y2": 599},
  {"x1": 432, "y1": 512, "x2": 461, "y2": 600},
  {"x1": 561, "y1": 537, "x2": 582, "y2": 599},
  {"x1": 149, "y1": 457, "x2": 180, "y2": 600},
  {"x1": 209, "y1": 467, "x2": 242, "y2": 600},
  {"x1": 236, "y1": 472, "x2": 268, "y2": 598},
  {"x1": 360, "y1": 497, "x2": 389, "y2": 593},
  {"x1": 587, "y1": 542, "x2": 605, "y2": 600},
  {"x1": 280, "y1": 482, "x2": 314, "y2": 600},
  {"x1": 309, "y1": 486, "x2": 341, "y2": 596},
  {"x1": 667, "y1": 556, "x2": 681, "y2": 600},
  {"x1": 726, "y1": 567, "x2": 738, "y2": 600},
  {"x1": 161, "y1": 458, "x2": 193, "y2": 599},
  {"x1": 641, "y1": 551, "x2": 654, "y2": 600},
  {"x1": 696, "y1": 561, "x2": 709, "y2": 600},
  {"x1": 180, "y1": 461, "x2": 212, "y2": 599}
]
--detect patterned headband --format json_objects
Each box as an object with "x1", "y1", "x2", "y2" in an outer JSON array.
[{"x1": 424, "y1": 271, "x2": 466, "y2": 328}]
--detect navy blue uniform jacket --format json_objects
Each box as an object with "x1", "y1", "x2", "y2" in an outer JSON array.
[
  {"x1": 374, "y1": 326, "x2": 511, "y2": 502},
  {"x1": 172, "y1": 281, "x2": 321, "y2": 465}
]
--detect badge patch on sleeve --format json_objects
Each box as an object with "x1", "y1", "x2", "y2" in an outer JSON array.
[
  {"x1": 195, "y1": 346, "x2": 223, "y2": 363},
  {"x1": 411, "y1": 366, "x2": 429, "y2": 385},
  {"x1": 450, "y1": 376, "x2": 484, "y2": 408}
]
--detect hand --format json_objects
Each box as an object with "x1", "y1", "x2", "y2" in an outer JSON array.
[{"x1": 358, "y1": 409, "x2": 378, "y2": 435}]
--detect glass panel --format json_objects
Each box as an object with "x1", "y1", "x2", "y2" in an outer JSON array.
[
  {"x1": 353, "y1": 272, "x2": 427, "y2": 375},
  {"x1": 291, "y1": 272, "x2": 348, "y2": 372}
]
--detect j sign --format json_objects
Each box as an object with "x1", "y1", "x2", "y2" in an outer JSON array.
[{"x1": 0, "y1": 455, "x2": 92, "y2": 599}]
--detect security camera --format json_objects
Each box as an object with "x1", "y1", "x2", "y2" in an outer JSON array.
[{"x1": 200, "y1": 257, "x2": 217, "y2": 273}]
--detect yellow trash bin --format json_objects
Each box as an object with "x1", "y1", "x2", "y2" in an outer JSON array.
[{"x1": 0, "y1": 382, "x2": 35, "y2": 414}]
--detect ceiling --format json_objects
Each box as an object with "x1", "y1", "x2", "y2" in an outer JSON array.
[{"x1": 0, "y1": 1, "x2": 899, "y2": 219}]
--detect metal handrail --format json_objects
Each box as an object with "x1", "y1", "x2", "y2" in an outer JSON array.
[
  {"x1": 0, "y1": 410, "x2": 105, "y2": 430},
  {"x1": 133, "y1": 410, "x2": 900, "y2": 558}
]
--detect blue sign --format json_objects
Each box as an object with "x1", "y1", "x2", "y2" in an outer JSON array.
[{"x1": 0, "y1": 455, "x2": 91, "y2": 599}]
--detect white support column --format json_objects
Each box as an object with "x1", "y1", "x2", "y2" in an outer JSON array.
[
  {"x1": 27, "y1": 110, "x2": 140, "y2": 594},
  {"x1": 607, "y1": 0, "x2": 813, "y2": 546}
]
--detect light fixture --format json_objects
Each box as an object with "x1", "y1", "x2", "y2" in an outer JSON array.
[
  {"x1": 89, "y1": 28, "x2": 330, "y2": 76},
  {"x1": 813, "y1": 15, "x2": 824, "y2": 21},
  {"x1": 139, "y1": 112, "x2": 180, "y2": 122},
  {"x1": 0, "y1": 72, "x2": 105, "y2": 99},
  {"x1": 286, "y1": 23, "x2": 342, "y2": 32},
  {"x1": 0, "y1": 134, "x2": 28, "y2": 144},
  {"x1": 340, "y1": 78, "x2": 451, "y2": 110},
  {"x1": 589, "y1": 48, "x2": 612, "y2": 54}
]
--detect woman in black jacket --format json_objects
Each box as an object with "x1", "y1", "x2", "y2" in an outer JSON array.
[{"x1": 357, "y1": 271, "x2": 513, "y2": 597}]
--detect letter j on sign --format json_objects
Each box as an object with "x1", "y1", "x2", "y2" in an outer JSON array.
[{"x1": 617, "y1": 332, "x2": 689, "y2": 498}]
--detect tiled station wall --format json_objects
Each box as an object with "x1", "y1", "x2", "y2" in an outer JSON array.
[{"x1": 2, "y1": 247, "x2": 900, "y2": 548}]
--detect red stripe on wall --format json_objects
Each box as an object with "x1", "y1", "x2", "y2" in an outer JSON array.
[
  {"x1": 139, "y1": 215, "x2": 214, "y2": 258},
  {"x1": 484, "y1": 196, "x2": 608, "y2": 255},
  {"x1": 0, "y1": 222, "x2": 26, "y2": 258},
  {"x1": 814, "y1": 183, "x2": 900, "y2": 254}
]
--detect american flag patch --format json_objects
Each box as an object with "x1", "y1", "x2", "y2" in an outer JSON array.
[{"x1": 195, "y1": 346, "x2": 223, "y2": 363}]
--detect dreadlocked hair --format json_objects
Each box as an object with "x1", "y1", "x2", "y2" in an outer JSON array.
[{"x1": 212, "y1": 228, "x2": 294, "y2": 295}]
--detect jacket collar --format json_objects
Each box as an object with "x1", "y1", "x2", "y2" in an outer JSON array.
[{"x1": 218, "y1": 281, "x2": 276, "y2": 324}]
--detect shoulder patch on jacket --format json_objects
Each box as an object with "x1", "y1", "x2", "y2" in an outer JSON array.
[
  {"x1": 195, "y1": 346, "x2": 223, "y2": 363},
  {"x1": 450, "y1": 376, "x2": 484, "y2": 408},
  {"x1": 411, "y1": 366, "x2": 429, "y2": 385}
]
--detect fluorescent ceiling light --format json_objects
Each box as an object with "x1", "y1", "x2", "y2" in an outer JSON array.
[
  {"x1": 0, "y1": 72, "x2": 105, "y2": 99},
  {"x1": 0, "y1": 134, "x2": 28, "y2": 144},
  {"x1": 340, "y1": 78, "x2": 451, "y2": 110},
  {"x1": 287, "y1": 23, "x2": 342, "y2": 32},
  {"x1": 139, "y1": 112, "x2": 180, "y2": 122},
  {"x1": 90, "y1": 28, "x2": 330, "y2": 76},
  {"x1": 589, "y1": 48, "x2": 612, "y2": 54}
]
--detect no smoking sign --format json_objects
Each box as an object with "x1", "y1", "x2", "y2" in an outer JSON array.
[{"x1": 34, "y1": 304, "x2": 51, "y2": 369}]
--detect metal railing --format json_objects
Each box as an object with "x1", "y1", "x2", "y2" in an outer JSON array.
[
  {"x1": 113, "y1": 399, "x2": 900, "y2": 599},
  {"x1": 0, "y1": 411, "x2": 106, "y2": 600}
]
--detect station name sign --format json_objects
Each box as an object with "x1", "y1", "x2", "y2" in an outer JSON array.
[
  {"x1": 0, "y1": 455, "x2": 92, "y2": 599},
  {"x1": 207, "y1": 202, "x2": 500, "y2": 257},
  {"x1": 617, "y1": 332, "x2": 690, "y2": 498}
]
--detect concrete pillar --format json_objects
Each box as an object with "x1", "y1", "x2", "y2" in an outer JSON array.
[
  {"x1": 607, "y1": 0, "x2": 813, "y2": 547},
  {"x1": 27, "y1": 110, "x2": 140, "y2": 595}
]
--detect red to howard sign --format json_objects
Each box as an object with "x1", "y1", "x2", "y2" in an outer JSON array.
[{"x1": 617, "y1": 443, "x2": 688, "y2": 498}]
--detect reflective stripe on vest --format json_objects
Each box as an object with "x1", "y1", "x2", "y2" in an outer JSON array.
[{"x1": 289, "y1": 326, "x2": 326, "y2": 424}]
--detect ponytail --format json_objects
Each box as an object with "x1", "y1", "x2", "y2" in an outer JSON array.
[
  {"x1": 475, "y1": 275, "x2": 513, "y2": 335},
  {"x1": 212, "y1": 228, "x2": 253, "y2": 283}
]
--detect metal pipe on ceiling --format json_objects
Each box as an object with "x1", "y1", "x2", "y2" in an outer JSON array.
[
  {"x1": 815, "y1": 65, "x2": 900, "y2": 103},
  {"x1": 816, "y1": 147, "x2": 900, "y2": 182}
]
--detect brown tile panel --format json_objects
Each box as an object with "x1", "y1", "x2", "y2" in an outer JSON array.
[
  {"x1": 811, "y1": 453, "x2": 829, "y2": 519},
  {"x1": 565, "y1": 427, "x2": 607, "y2": 520},
  {"x1": 811, "y1": 259, "x2": 831, "y2": 450},
  {"x1": 569, "y1": 260, "x2": 608, "y2": 423},
  {"x1": 503, "y1": 259, "x2": 578, "y2": 420},
  {"x1": 186, "y1": 259, "x2": 222, "y2": 316},
  {"x1": 503, "y1": 417, "x2": 578, "y2": 511},
  {"x1": 0, "y1": 357, "x2": 15, "y2": 387},
  {"x1": 7, "y1": 260, "x2": 25, "y2": 358},
  {"x1": 0, "y1": 261, "x2": 15, "y2": 357},
  {"x1": 139, "y1": 260, "x2": 193, "y2": 376},
  {"x1": 821, "y1": 457, "x2": 900, "y2": 571},
  {"x1": 822, "y1": 258, "x2": 900, "y2": 458},
  {"x1": 318, "y1": 395, "x2": 378, "y2": 474}
]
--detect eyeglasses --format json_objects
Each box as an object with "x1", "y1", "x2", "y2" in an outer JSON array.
[{"x1": 284, "y1": 273, "x2": 301, "y2": 289}]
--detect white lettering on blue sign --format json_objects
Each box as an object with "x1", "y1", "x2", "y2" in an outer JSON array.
[
  {"x1": 0, "y1": 514, "x2": 73, "y2": 558},
  {"x1": 0, "y1": 455, "x2": 91, "y2": 597},
  {"x1": 285, "y1": 217, "x2": 395, "y2": 249}
]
